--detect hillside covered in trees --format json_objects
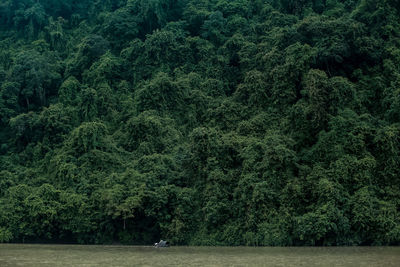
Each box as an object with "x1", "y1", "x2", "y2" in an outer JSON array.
[{"x1": 0, "y1": 0, "x2": 400, "y2": 246}]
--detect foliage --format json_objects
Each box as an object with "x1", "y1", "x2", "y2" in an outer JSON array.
[{"x1": 0, "y1": 0, "x2": 400, "y2": 246}]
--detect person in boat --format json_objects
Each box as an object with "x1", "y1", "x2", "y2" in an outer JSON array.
[{"x1": 154, "y1": 240, "x2": 169, "y2": 247}]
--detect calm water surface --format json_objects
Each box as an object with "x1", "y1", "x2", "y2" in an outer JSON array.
[{"x1": 0, "y1": 244, "x2": 399, "y2": 266}]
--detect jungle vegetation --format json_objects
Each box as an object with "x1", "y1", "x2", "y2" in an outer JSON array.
[{"x1": 0, "y1": 0, "x2": 400, "y2": 246}]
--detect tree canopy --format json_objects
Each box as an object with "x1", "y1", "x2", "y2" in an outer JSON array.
[{"x1": 0, "y1": 0, "x2": 400, "y2": 246}]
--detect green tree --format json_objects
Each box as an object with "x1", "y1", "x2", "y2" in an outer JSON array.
[{"x1": 10, "y1": 49, "x2": 62, "y2": 110}]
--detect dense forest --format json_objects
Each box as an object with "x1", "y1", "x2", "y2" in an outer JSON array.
[{"x1": 0, "y1": 0, "x2": 400, "y2": 246}]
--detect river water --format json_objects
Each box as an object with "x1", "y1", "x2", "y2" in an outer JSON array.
[{"x1": 0, "y1": 244, "x2": 399, "y2": 266}]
